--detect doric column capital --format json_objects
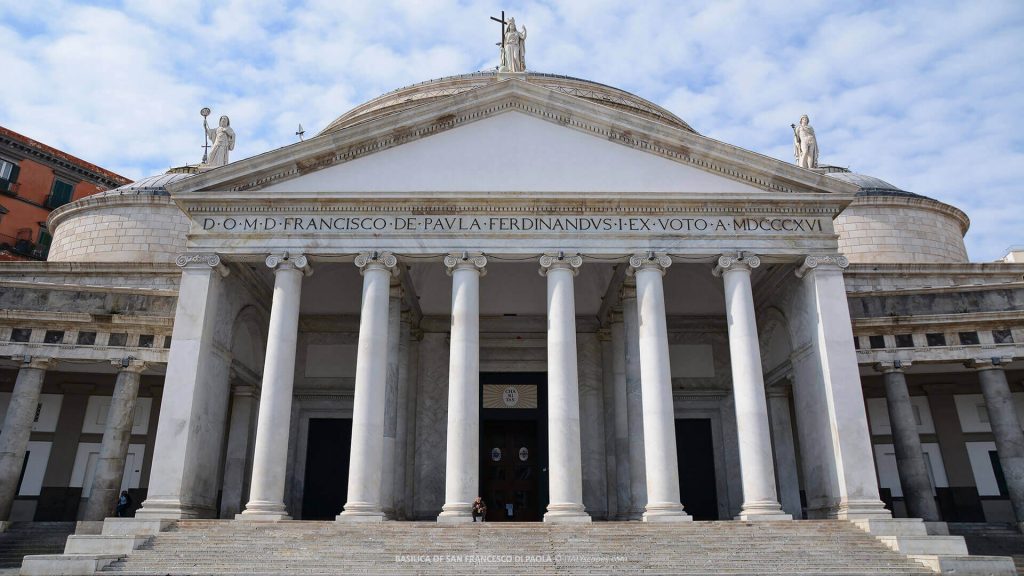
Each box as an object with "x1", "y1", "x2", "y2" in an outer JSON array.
[
  {"x1": 712, "y1": 252, "x2": 760, "y2": 277},
  {"x1": 443, "y1": 252, "x2": 487, "y2": 277},
  {"x1": 874, "y1": 360, "x2": 911, "y2": 374},
  {"x1": 176, "y1": 252, "x2": 230, "y2": 277},
  {"x1": 619, "y1": 278, "x2": 637, "y2": 301},
  {"x1": 539, "y1": 253, "x2": 583, "y2": 277},
  {"x1": 354, "y1": 251, "x2": 399, "y2": 276},
  {"x1": 766, "y1": 383, "x2": 792, "y2": 398},
  {"x1": 266, "y1": 252, "x2": 313, "y2": 276},
  {"x1": 111, "y1": 357, "x2": 148, "y2": 374},
  {"x1": 967, "y1": 356, "x2": 1014, "y2": 371},
  {"x1": 627, "y1": 252, "x2": 671, "y2": 276},
  {"x1": 609, "y1": 306, "x2": 624, "y2": 324},
  {"x1": 795, "y1": 254, "x2": 849, "y2": 278},
  {"x1": 13, "y1": 356, "x2": 55, "y2": 370},
  {"x1": 230, "y1": 383, "x2": 258, "y2": 398}
]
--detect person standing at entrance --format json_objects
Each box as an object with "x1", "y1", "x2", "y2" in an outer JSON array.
[
  {"x1": 116, "y1": 491, "x2": 132, "y2": 517},
  {"x1": 472, "y1": 497, "x2": 487, "y2": 522}
]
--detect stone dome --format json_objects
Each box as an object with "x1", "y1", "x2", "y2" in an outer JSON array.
[
  {"x1": 320, "y1": 71, "x2": 696, "y2": 135},
  {"x1": 824, "y1": 167, "x2": 971, "y2": 264},
  {"x1": 47, "y1": 170, "x2": 194, "y2": 263}
]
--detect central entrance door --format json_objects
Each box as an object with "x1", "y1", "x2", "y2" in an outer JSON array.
[
  {"x1": 676, "y1": 418, "x2": 719, "y2": 520},
  {"x1": 301, "y1": 418, "x2": 351, "y2": 520},
  {"x1": 480, "y1": 372, "x2": 547, "y2": 522}
]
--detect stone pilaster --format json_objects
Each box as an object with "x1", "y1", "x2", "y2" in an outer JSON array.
[
  {"x1": 609, "y1": 309, "x2": 633, "y2": 520},
  {"x1": 621, "y1": 281, "x2": 648, "y2": 519}
]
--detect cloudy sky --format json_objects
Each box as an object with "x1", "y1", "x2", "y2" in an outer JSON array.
[{"x1": 2, "y1": 0, "x2": 1022, "y2": 260}]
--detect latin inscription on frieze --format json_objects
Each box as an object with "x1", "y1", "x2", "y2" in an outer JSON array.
[{"x1": 199, "y1": 214, "x2": 828, "y2": 235}]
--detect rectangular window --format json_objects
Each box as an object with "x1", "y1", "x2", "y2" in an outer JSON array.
[
  {"x1": 990, "y1": 451, "x2": 1009, "y2": 497},
  {"x1": 47, "y1": 179, "x2": 74, "y2": 209},
  {"x1": 77, "y1": 331, "x2": 97, "y2": 345},
  {"x1": 43, "y1": 330, "x2": 64, "y2": 344},
  {"x1": 895, "y1": 334, "x2": 915, "y2": 348},
  {"x1": 108, "y1": 332, "x2": 128, "y2": 347},
  {"x1": 868, "y1": 335, "x2": 886, "y2": 349},
  {"x1": 138, "y1": 334, "x2": 155, "y2": 348},
  {"x1": 0, "y1": 159, "x2": 18, "y2": 193},
  {"x1": 926, "y1": 333, "x2": 946, "y2": 347},
  {"x1": 993, "y1": 329, "x2": 1014, "y2": 344},
  {"x1": 10, "y1": 328, "x2": 31, "y2": 342},
  {"x1": 163, "y1": 335, "x2": 172, "y2": 349},
  {"x1": 958, "y1": 331, "x2": 980, "y2": 345}
]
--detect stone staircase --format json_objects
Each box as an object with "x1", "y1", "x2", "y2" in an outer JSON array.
[
  {"x1": 90, "y1": 520, "x2": 943, "y2": 575},
  {"x1": 0, "y1": 522, "x2": 75, "y2": 569},
  {"x1": 947, "y1": 523, "x2": 1024, "y2": 574}
]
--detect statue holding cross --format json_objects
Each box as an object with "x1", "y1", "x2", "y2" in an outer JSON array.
[{"x1": 490, "y1": 11, "x2": 527, "y2": 72}]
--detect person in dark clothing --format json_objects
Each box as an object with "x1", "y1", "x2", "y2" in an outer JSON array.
[
  {"x1": 472, "y1": 497, "x2": 487, "y2": 522},
  {"x1": 116, "y1": 491, "x2": 132, "y2": 517}
]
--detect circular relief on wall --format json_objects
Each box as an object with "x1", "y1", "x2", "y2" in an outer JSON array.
[
  {"x1": 503, "y1": 387, "x2": 520, "y2": 407},
  {"x1": 491, "y1": 447, "x2": 502, "y2": 462},
  {"x1": 518, "y1": 447, "x2": 529, "y2": 462}
]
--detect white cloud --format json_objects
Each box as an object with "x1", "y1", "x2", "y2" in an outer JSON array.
[{"x1": 0, "y1": 0, "x2": 1021, "y2": 260}]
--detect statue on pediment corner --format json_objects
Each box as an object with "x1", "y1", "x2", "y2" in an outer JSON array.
[{"x1": 791, "y1": 114, "x2": 818, "y2": 169}]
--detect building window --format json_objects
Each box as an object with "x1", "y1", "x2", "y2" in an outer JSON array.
[
  {"x1": 990, "y1": 451, "x2": 1009, "y2": 497},
  {"x1": 993, "y1": 329, "x2": 1014, "y2": 344},
  {"x1": 895, "y1": 334, "x2": 914, "y2": 348},
  {"x1": 0, "y1": 159, "x2": 19, "y2": 193},
  {"x1": 138, "y1": 334, "x2": 155, "y2": 348},
  {"x1": 35, "y1": 228, "x2": 52, "y2": 260},
  {"x1": 10, "y1": 328, "x2": 31, "y2": 342},
  {"x1": 77, "y1": 331, "x2": 97, "y2": 345},
  {"x1": 977, "y1": 404, "x2": 990, "y2": 423},
  {"x1": 43, "y1": 330, "x2": 64, "y2": 344},
  {"x1": 108, "y1": 332, "x2": 128, "y2": 347},
  {"x1": 163, "y1": 335, "x2": 172, "y2": 348},
  {"x1": 958, "y1": 331, "x2": 980, "y2": 345},
  {"x1": 926, "y1": 333, "x2": 946, "y2": 346},
  {"x1": 868, "y1": 335, "x2": 886, "y2": 349},
  {"x1": 46, "y1": 179, "x2": 74, "y2": 209}
]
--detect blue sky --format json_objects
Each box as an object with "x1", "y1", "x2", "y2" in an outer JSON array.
[{"x1": 1, "y1": 0, "x2": 1022, "y2": 261}]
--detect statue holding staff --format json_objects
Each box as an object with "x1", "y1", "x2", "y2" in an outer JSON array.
[
  {"x1": 199, "y1": 108, "x2": 235, "y2": 170},
  {"x1": 791, "y1": 114, "x2": 818, "y2": 169}
]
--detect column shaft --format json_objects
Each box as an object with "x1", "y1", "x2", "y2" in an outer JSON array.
[
  {"x1": 622, "y1": 288, "x2": 648, "y2": 519},
  {"x1": 716, "y1": 256, "x2": 788, "y2": 520},
  {"x1": 610, "y1": 312, "x2": 632, "y2": 519},
  {"x1": 977, "y1": 362, "x2": 1024, "y2": 525},
  {"x1": 82, "y1": 362, "x2": 145, "y2": 521},
  {"x1": 631, "y1": 255, "x2": 689, "y2": 522},
  {"x1": 541, "y1": 255, "x2": 590, "y2": 523},
  {"x1": 339, "y1": 252, "x2": 397, "y2": 521},
  {"x1": 393, "y1": 312, "x2": 412, "y2": 519},
  {"x1": 438, "y1": 254, "x2": 485, "y2": 522},
  {"x1": 881, "y1": 366, "x2": 939, "y2": 521},
  {"x1": 381, "y1": 284, "x2": 402, "y2": 519},
  {"x1": 767, "y1": 388, "x2": 803, "y2": 518},
  {"x1": 220, "y1": 383, "x2": 258, "y2": 519},
  {"x1": 241, "y1": 255, "x2": 308, "y2": 520},
  {"x1": 0, "y1": 358, "x2": 51, "y2": 522}
]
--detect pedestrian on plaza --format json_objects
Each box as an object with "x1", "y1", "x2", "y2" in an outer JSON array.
[{"x1": 472, "y1": 496, "x2": 487, "y2": 522}]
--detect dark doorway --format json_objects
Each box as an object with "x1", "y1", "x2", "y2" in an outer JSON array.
[
  {"x1": 676, "y1": 418, "x2": 719, "y2": 520},
  {"x1": 480, "y1": 372, "x2": 547, "y2": 521},
  {"x1": 301, "y1": 418, "x2": 351, "y2": 520}
]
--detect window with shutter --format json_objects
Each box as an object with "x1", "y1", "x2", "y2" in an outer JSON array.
[
  {"x1": 48, "y1": 179, "x2": 74, "y2": 208},
  {"x1": 0, "y1": 160, "x2": 18, "y2": 193}
]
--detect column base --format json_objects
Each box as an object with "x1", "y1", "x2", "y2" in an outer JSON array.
[
  {"x1": 237, "y1": 500, "x2": 290, "y2": 521},
  {"x1": 643, "y1": 502, "x2": 692, "y2": 523},
  {"x1": 134, "y1": 497, "x2": 216, "y2": 520},
  {"x1": 828, "y1": 499, "x2": 892, "y2": 520},
  {"x1": 736, "y1": 500, "x2": 792, "y2": 521},
  {"x1": 337, "y1": 502, "x2": 385, "y2": 523},
  {"x1": 437, "y1": 504, "x2": 474, "y2": 523},
  {"x1": 544, "y1": 503, "x2": 590, "y2": 523}
]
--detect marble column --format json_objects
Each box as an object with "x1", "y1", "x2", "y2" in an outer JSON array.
[
  {"x1": 381, "y1": 282, "x2": 402, "y2": 519},
  {"x1": 971, "y1": 357, "x2": 1024, "y2": 526},
  {"x1": 82, "y1": 359, "x2": 147, "y2": 521},
  {"x1": 0, "y1": 356, "x2": 53, "y2": 523},
  {"x1": 540, "y1": 253, "x2": 591, "y2": 523},
  {"x1": 138, "y1": 254, "x2": 232, "y2": 519},
  {"x1": 792, "y1": 255, "x2": 889, "y2": 519},
  {"x1": 598, "y1": 329, "x2": 618, "y2": 520},
  {"x1": 714, "y1": 254, "x2": 789, "y2": 520},
  {"x1": 340, "y1": 251, "x2": 398, "y2": 522},
  {"x1": 220, "y1": 381, "x2": 259, "y2": 519},
  {"x1": 438, "y1": 253, "x2": 486, "y2": 523},
  {"x1": 628, "y1": 253, "x2": 689, "y2": 522},
  {"x1": 622, "y1": 283, "x2": 648, "y2": 519},
  {"x1": 610, "y1": 308, "x2": 633, "y2": 520},
  {"x1": 767, "y1": 385, "x2": 803, "y2": 518},
  {"x1": 876, "y1": 361, "x2": 939, "y2": 522},
  {"x1": 240, "y1": 254, "x2": 311, "y2": 520},
  {"x1": 393, "y1": 310, "x2": 413, "y2": 520}
]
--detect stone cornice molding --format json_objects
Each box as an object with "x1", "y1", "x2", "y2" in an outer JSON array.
[
  {"x1": 795, "y1": 254, "x2": 849, "y2": 278},
  {"x1": 443, "y1": 252, "x2": 487, "y2": 277},
  {"x1": 111, "y1": 357, "x2": 148, "y2": 374},
  {"x1": 627, "y1": 252, "x2": 671, "y2": 275},
  {"x1": 176, "y1": 253, "x2": 230, "y2": 277},
  {"x1": 539, "y1": 253, "x2": 583, "y2": 277},
  {"x1": 354, "y1": 251, "x2": 399, "y2": 276},
  {"x1": 266, "y1": 252, "x2": 313, "y2": 276},
  {"x1": 712, "y1": 252, "x2": 760, "y2": 277},
  {"x1": 966, "y1": 357, "x2": 1014, "y2": 370},
  {"x1": 874, "y1": 360, "x2": 911, "y2": 374},
  {"x1": 168, "y1": 80, "x2": 860, "y2": 199},
  {"x1": 13, "y1": 356, "x2": 56, "y2": 370}
]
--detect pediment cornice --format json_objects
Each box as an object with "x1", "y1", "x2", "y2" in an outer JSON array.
[{"x1": 168, "y1": 78, "x2": 859, "y2": 199}]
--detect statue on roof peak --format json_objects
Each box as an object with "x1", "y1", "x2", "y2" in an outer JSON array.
[
  {"x1": 791, "y1": 114, "x2": 818, "y2": 169},
  {"x1": 500, "y1": 17, "x2": 527, "y2": 72}
]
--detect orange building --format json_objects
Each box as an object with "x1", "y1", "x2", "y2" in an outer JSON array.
[{"x1": 0, "y1": 126, "x2": 129, "y2": 260}]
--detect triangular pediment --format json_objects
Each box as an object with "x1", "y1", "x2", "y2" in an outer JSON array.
[{"x1": 169, "y1": 78, "x2": 858, "y2": 198}]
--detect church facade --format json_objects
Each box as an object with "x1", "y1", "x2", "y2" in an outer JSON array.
[{"x1": 1, "y1": 71, "x2": 1023, "y2": 540}]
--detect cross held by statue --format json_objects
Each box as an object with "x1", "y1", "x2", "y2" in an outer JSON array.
[{"x1": 490, "y1": 10, "x2": 506, "y2": 51}]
